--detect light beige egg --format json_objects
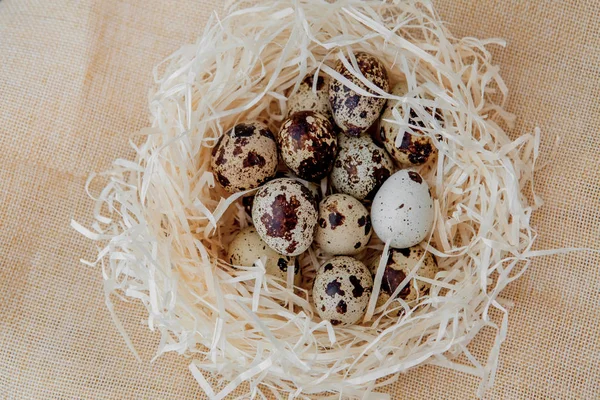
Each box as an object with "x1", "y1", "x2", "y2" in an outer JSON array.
[
  {"x1": 369, "y1": 246, "x2": 438, "y2": 306},
  {"x1": 380, "y1": 81, "x2": 437, "y2": 168},
  {"x1": 228, "y1": 226, "x2": 300, "y2": 285},
  {"x1": 328, "y1": 52, "x2": 390, "y2": 137},
  {"x1": 330, "y1": 133, "x2": 395, "y2": 201},
  {"x1": 211, "y1": 121, "x2": 278, "y2": 193},
  {"x1": 252, "y1": 178, "x2": 318, "y2": 256},
  {"x1": 314, "y1": 194, "x2": 372, "y2": 255},
  {"x1": 287, "y1": 73, "x2": 331, "y2": 118},
  {"x1": 312, "y1": 256, "x2": 373, "y2": 326}
]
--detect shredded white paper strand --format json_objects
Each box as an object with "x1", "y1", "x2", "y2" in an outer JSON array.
[{"x1": 73, "y1": 0, "x2": 553, "y2": 398}]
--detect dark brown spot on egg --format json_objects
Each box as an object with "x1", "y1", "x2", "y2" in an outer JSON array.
[
  {"x1": 321, "y1": 305, "x2": 326, "y2": 312},
  {"x1": 397, "y1": 204, "x2": 405, "y2": 210},
  {"x1": 215, "y1": 147, "x2": 227, "y2": 166},
  {"x1": 348, "y1": 204, "x2": 353, "y2": 209},
  {"x1": 364, "y1": 215, "x2": 372, "y2": 235},
  {"x1": 243, "y1": 151, "x2": 266, "y2": 168},
  {"x1": 259, "y1": 128, "x2": 275, "y2": 140},
  {"x1": 326, "y1": 279, "x2": 345, "y2": 297},
  {"x1": 330, "y1": 319, "x2": 341, "y2": 326},
  {"x1": 336, "y1": 300, "x2": 348, "y2": 314},
  {"x1": 344, "y1": 124, "x2": 363, "y2": 137},
  {"x1": 233, "y1": 123, "x2": 255, "y2": 137},
  {"x1": 298, "y1": 183, "x2": 318, "y2": 211},
  {"x1": 365, "y1": 166, "x2": 391, "y2": 199},
  {"x1": 381, "y1": 266, "x2": 410, "y2": 298},
  {"x1": 216, "y1": 173, "x2": 230, "y2": 188},
  {"x1": 354, "y1": 242, "x2": 361, "y2": 249},
  {"x1": 372, "y1": 150, "x2": 382, "y2": 163},
  {"x1": 323, "y1": 263, "x2": 333, "y2": 272},
  {"x1": 328, "y1": 212, "x2": 345, "y2": 229},
  {"x1": 286, "y1": 241, "x2": 298, "y2": 254},
  {"x1": 345, "y1": 95, "x2": 360, "y2": 109},
  {"x1": 343, "y1": 162, "x2": 358, "y2": 181},
  {"x1": 408, "y1": 171, "x2": 423, "y2": 184},
  {"x1": 318, "y1": 218, "x2": 327, "y2": 228},
  {"x1": 360, "y1": 111, "x2": 367, "y2": 118},
  {"x1": 260, "y1": 194, "x2": 300, "y2": 239},
  {"x1": 349, "y1": 275, "x2": 366, "y2": 297},
  {"x1": 357, "y1": 216, "x2": 366, "y2": 227}
]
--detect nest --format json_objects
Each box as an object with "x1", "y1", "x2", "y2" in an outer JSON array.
[{"x1": 74, "y1": 0, "x2": 544, "y2": 398}]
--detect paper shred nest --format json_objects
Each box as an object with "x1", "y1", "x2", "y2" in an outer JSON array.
[{"x1": 74, "y1": 0, "x2": 545, "y2": 398}]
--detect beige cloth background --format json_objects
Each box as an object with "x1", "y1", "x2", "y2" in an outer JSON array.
[{"x1": 1, "y1": 0, "x2": 599, "y2": 398}]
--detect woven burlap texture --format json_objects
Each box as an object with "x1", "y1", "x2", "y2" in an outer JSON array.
[{"x1": 1, "y1": 0, "x2": 598, "y2": 398}]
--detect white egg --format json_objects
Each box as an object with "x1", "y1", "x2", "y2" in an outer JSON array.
[
  {"x1": 371, "y1": 170, "x2": 434, "y2": 248},
  {"x1": 314, "y1": 194, "x2": 372, "y2": 255},
  {"x1": 228, "y1": 226, "x2": 300, "y2": 285},
  {"x1": 312, "y1": 256, "x2": 373, "y2": 326}
]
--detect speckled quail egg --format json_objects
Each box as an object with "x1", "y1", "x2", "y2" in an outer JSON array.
[
  {"x1": 228, "y1": 226, "x2": 300, "y2": 285},
  {"x1": 330, "y1": 133, "x2": 395, "y2": 201},
  {"x1": 315, "y1": 194, "x2": 372, "y2": 255},
  {"x1": 287, "y1": 73, "x2": 331, "y2": 118},
  {"x1": 252, "y1": 178, "x2": 318, "y2": 256},
  {"x1": 380, "y1": 81, "x2": 438, "y2": 168},
  {"x1": 368, "y1": 246, "x2": 438, "y2": 305},
  {"x1": 371, "y1": 170, "x2": 434, "y2": 248},
  {"x1": 279, "y1": 111, "x2": 338, "y2": 182},
  {"x1": 328, "y1": 52, "x2": 390, "y2": 137},
  {"x1": 312, "y1": 256, "x2": 373, "y2": 326},
  {"x1": 211, "y1": 121, "x2": 278, "y2": 193}
]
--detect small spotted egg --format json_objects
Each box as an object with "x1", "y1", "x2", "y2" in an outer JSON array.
[
  {"x1": 369, "y1": 246, "x2": 438, "y2": 305},
  {"x1": 228, "y1": 226, "x2": 300, "y2": 285},
  {"x1": 252, "y1": 178, "x2": 318, "y2": 256},
  {"x1": 211, "y1": 121, "x2": 278, "y2": 193},
  {"x1": 287, "y1": 73, "x2": 331, "y2": 118},
  {"x1": 312, "y1": 256, "x2": 373, "y2": 326},
  {"x1": 371, "y1": 170, "x2": 434, "y2": 248},
  {"x1": 380, "y1": 81, "x2": 438, "y2": 168},
  {"x1": 330, "y1": 133, "x2": 395, "y2": 201},
  {"x1": 328, "y1": 52, "x2": 390, "y2": 137},
  {"x1": 279, "y1": 111, "x2": 338, "y2": 182},
  {"x1": 315, "y1": 194, "x2": 372, "y2": 255}
]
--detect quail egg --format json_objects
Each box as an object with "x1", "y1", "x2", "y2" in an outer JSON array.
[
  {"x1": 279, "y1": 111, "x2": 338, "y2": 182},
  {"x1": 312, "y1": 256, "x2": 373, "y2": 326},
  {"x1": 328, "y1": 52, "x2": 390, "y2": 137},
  {"x1": 371, "y1": 170, "x2": 434, "y2": 248},
  {"x1": 228, "y1": 226, "x2": 300, "y2": 285},
  {"x1": 211, "y1": 121, "x2": 278, "y2": 193},
  {"x1": 252, "y1": 178, "x2": 318, "y2": 256},
  {"x1": 330, "y1": 133, "x2": 395, "y2": 201},
  {"x1": 380, "y1": 81, "x2": 438, "y2": 168},
  {"x1": 369, "y1": 246, "x2": 438, "y2": 305},
  {"x1": 287, "y1": 72, "x2": 331, "y2": 118},
  {"x1": 315, "y1": 194, "x2": 372, "y2": 255}
]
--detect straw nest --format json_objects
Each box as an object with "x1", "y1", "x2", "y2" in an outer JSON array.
[{"x1": 74, "y1": 1, "x2": 545, "y2": 398}]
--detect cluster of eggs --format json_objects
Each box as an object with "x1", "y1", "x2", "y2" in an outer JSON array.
[{"x1": 213, "y1": 52, "x2": 441, "y2": 326}]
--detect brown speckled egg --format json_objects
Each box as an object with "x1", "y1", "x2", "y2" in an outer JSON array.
[
  {"x1": 315, "y1": 194, "x2": 372, "y2": 255},
  {"x1": 312, "y1": 256, "x2": 373, "y2": 326},
  {"x1": 287, "y1": 73, "x2": 331, "y2": 118},
  {"x1": 380, "y1": 82, "x2": 438, "y2": 168},
  {"x1": 279, "y1": 111, "x2": 338, "y2": 182},
  {"x1": 228, "y1": 226, "x2": 300, "y2": 285},
  {"x1": 368, "y1": 246, "x2": 438, "y2": 306},
  {"x1": 328, "y1": 52, "x2": 389, "y2": 137},
  {"x1": 211, "y1": 121, "x2": 278, "y2": 193},
  {"x1": 252, "y1": 178, "x2": 318, "y2": 256},
  {"x1": 330, "y1": 133, "x2": 395, "y2": 201}
]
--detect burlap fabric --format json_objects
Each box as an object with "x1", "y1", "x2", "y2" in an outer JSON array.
[{"x1": 1, "y1": 0, "x2": 598, "y2": 398}]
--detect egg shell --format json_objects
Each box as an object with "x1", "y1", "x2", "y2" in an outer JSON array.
[
  {"x1": 228, "y1": 226, "x2": 300, "y2": 285},
  {"x1": 279, "y1": 111, "x2": 338, "y2": 182},
  {"x1": 312, "y1": 256, "x2": 373, "y2": 326},
  {"x1": 328, "y1": 52, "x2": 390, "y2": 137},
  {"x1": 380, "y1": 82, "x2": 437, "y2": 168},
  {"x1": 315, "y1": 194, "x2": 372, "y2": 255},
  {"x1": 330, "y1": 133, "x2": 395, "y2": 201},
  {"x1": 287, "y1": 73, "x2": 332, "y2": 118},
  {"x1": 211, "y1": 121, "x2": 278, "y2": 193},
  {"x1": 369, "y1": 246, "x2": 438, "y2": 306},
  {"x1": 252, "y1": 178, "x2": 318, "y2": 256},
  {"x1": 371, "y1": 170, "x2": 434, "y2": 248}
]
